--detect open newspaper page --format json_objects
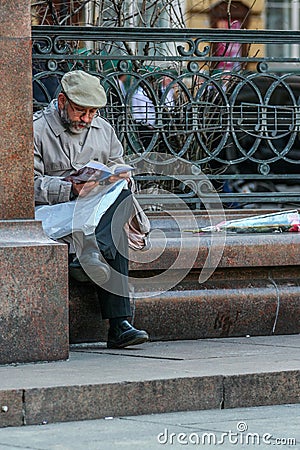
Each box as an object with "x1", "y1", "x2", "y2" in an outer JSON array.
[{"x1": 64, "y1": 160, "x2": 134, "y2": 183}]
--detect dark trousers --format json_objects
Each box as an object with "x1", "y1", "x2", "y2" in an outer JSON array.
[{"x1": 95, "y1": 189, "x2": 133, "y2": 320}]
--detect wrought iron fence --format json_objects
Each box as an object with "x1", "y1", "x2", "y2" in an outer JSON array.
[{"x1": 32, "y1": 26, "x2": 300, "y2": 209}]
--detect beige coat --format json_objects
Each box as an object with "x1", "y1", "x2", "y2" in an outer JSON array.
[
  {"x1": 33, "y1": 100, "x2": 150, "y2": 247},
  {"x1": 34, "y1": 100, "x2": 126, "y2": 205}
]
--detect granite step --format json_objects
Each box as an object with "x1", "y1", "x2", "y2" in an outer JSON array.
[
  {"x1": 70, "y1": 209, "x2": 300, "y2": 343},
  {"x1": 0, "y1": 335, "x2": 299, "y2": 428}
]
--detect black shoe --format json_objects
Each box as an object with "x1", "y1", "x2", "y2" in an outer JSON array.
[{"x1": 107, "y1": 320, "x2": 149, "y2": 349}]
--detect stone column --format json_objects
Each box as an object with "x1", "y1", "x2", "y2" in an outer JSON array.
[{"x1": 0, "y1": 1, "x2": 69, "y2": 364}]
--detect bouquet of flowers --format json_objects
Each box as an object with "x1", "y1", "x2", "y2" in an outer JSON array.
[{"x1": 189, "y1": 210, "x2": 300, "y2": 234}]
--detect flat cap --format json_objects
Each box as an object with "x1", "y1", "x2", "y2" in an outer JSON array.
[{"x1": 61, "y1": 70, "x2": 107, "y2": 108}]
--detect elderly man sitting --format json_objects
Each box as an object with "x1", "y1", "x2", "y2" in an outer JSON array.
[{"x1": 34, "y1": 70, "x2": 150, "y2": 349}]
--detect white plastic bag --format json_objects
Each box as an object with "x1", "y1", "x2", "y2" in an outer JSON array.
[{"x1": 35, "y1": 180, "x2": 127, "y2": 239}]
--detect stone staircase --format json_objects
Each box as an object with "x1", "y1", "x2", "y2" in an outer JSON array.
[
  {"x1": 1, "y1": 209, "x2": 300, "y2": 429},
  {"x1": 1, "y1": 336, "x2": 299, "y2": 427},
  {"x1": 69, "y1": 209, "x2": 300, "y2": 343}
]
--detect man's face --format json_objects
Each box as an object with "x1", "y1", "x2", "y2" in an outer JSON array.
[{"x1": 58, "y1": 93, "x2": 99, "y2": 134}]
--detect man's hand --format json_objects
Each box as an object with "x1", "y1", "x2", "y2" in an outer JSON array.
[
  {"x1": 108, "y1": 171, "x2": 131, "y2": 183},
  {"x1": 72, "y1": 181, "x2": 98, "y2": 197}
]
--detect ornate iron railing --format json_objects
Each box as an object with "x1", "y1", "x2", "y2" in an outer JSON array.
[{"x1": 32, "y1": 26, "x2": 300, "y2": 209}]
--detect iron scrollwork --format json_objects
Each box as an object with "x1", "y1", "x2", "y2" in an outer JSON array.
[{"x1": 32, "y1": 26, "x2": 300, "y2": 208}]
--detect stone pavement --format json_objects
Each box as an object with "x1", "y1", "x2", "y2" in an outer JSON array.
[
  {"x1": 0, "y1": 335, "x2": 299, "y2": 428},
  {"x1": 0, "y1": 403, "x2": 299, "y2": 449}
]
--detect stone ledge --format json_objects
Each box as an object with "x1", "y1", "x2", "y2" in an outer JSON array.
[
  {"x1": 0, "y1": 367, "x2": 299, "y2": 427},
  {"x1": 1, "y1": 336, "x2": 299, "y2": 427},
  {"x1": 129, "y1": 231, "x2": 300, "y2": 270},
  {"x1": 0, "y1": 220, "x2": 69, "y2": 365},
  {"x1": 0, "y1": 220, "x2": 59, "y2": 245},
  {"x1": 23, "y1": 376, "x2": 223, "y2": 426},
  {"x1": 70, "y1": 258, "x2": 300, "y2": 344},
  {"x1": 132, "y1": 280, "x2": 300, "y2": 340},
  {"x1": 224, "y1": 371, "x2": 300, "y2": 408},
  {"x1": 0, "y1": 390, "x2": 23, "y2": 428}
]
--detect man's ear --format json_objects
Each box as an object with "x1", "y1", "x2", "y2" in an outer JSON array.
[{"x1": 57, "y1": 93, "x2": 66, "y2": 111}]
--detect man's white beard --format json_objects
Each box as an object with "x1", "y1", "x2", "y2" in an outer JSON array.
[{"x1": 60, "y1": 106, "x2": 91, "y2": 134}]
